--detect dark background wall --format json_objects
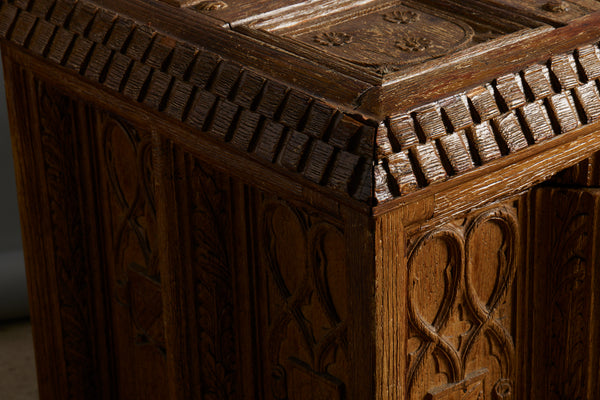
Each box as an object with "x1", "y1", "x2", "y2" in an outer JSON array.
[{"x1": 0, "y1": 53, "x2": 30, "y2": 320}]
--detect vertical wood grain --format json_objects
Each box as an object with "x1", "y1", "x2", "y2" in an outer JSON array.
[
  {"x1": 344, "y1": 209, "x2": 376, "y2": 400},
  {"x1": 3, "y1": 49, "x2": 114, "y2": 399},
  {"x1": 3, "y1": 48, "x2": 69, "y2": 400},
  {"x1": 375, "y1": 210, "x2": 405, "y2": 400},
  {"x1": 529, "y1": 187, "x2": 600, "y2": 399},
  {"x1": 153, "y1": 136, "x2": 196, "y2": 399}
]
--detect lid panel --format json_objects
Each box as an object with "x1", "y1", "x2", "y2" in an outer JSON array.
[
  {"x1": 189, "y1": 0, "x2": 316, "y2": 25},
  {"x1": 293, "y1": 3, "x2": 475, "y2": 70},
  {"x1": 476, "y1": 0, "x2": 600, "y2": 25},
  {"x1": 228, "y1": 0, "x2": 540, "y2": 77}
]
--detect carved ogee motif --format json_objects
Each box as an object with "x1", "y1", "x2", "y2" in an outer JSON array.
[
  {"x1": 258, "y1": 197, "x2": 348, "y2": 400},
  {"x1": 97, "y1": 115, "x2": 168, "y2": 398},
  {"x1": 407, "y1": 207, "x2": 518, "y2": 400}
]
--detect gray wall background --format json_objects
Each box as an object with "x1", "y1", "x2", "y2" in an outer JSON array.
[{"x1": 0, "y1": 52, "x2": 30, "y2": 321}]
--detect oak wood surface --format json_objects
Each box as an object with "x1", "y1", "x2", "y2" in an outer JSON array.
[{"x1": 2, "y1": 0, "x2": 600, "y2": 399}]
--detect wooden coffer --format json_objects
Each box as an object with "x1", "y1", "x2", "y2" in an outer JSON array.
[{"x1": 2, "y1": 0, "x2": 600, "y2": 398}]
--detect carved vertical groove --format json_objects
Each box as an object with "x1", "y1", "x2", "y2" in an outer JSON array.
[
  {"x1": 547, "y1": 191, "x2": 590, "y2": 400},
  {"x1": 531, "y1": 188, "x2": 599, "y2": 400},
  {"x1": 187, "y1": 157, "x2": 237, "y2": 399},
  {"x1": 36, "y1": 80, "x2": 100, "y2": 399}
]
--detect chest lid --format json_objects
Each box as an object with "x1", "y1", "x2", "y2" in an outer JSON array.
[
  {"x1": 3, "y1": 0, "x2": 600, "y2": 209},
  {"x1": 179, "y1": 0, "x2": 599, "y2": 79}
]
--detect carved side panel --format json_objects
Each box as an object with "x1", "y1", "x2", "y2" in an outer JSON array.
[
  {"x1": 256, "y1": 1, "x2": 528, "y2": 75},
  {"x1": 251, "y1": 193, "x2": 350, "y2": 400},
  {"x1": 530, "y1": 188, "x2": 600, "y2": 399},
  {"x1": 93, "y1": 112, "x2": 239, "y2": 399},
  {"x1": 94, "y1": 115, "x2": 168, "y2": 399},
  {"x1": 407, "y1": 205, "x2": 519, "y2": 400},
  {"x1": 35, "y1": 80, "x2": 103, "y2": 399}
]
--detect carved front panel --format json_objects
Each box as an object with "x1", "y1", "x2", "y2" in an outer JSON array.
[
  {"x1": 96, "y1": 122, "x2": 240, "y2": 399},
  {"x1": 407, "y1": 205, "x2": 519, "y2": 400},
  {"x1": 252, "y1": 193, "x2": 350, "y2": 400},
  {"x1": 94, "y1": 115, "x2": 168, "y2": 399}
]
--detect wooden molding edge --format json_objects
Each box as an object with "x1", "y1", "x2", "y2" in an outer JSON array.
[
  {"x1": 2, "y1": 0, "x2": 600, "y2": 209},
  {"x1": 375, "y1": 40, "x2": 600, "y2": 204},
  {"x1": 0, "y1": 0, "x2": 377, "y2": 203}
]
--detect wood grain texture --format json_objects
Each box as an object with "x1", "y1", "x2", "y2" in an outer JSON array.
[
  {"x1": 0, "y1": 0, "x2": 376, "y2": 202},
  {"x1": 4, "y1": 63, "x2": 113, "y2": 400},
  {"x1": 405, "y1": 204, "x2": 518, "y2": 400},
  {"x1": 528, "y1": 187, "x2": 600, "y2": 399},
  {"x1": 375, "y1": 212, "x2": 405, "y2": 400},
  {"x1": 4, "y1": 1, "x2": 600, "y2": 399},
  {"x1": 3, "y1": 0, "x2": 600, "y2": 207},
  {"x1": 252, "y1": 193, "x2": 352, "y2": 399},
  {"x1": 94, "y1": 115, "x2": 169, "y2": 400},
  {"x1": 379, "y1": 121, "x2": 600, "y2": 232},
  {"x1": 374, "y1": 43, "x2": 600, "y2": 204}
]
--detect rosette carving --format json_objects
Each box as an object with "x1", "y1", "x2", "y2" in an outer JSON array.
[
  {"x1": 195, "y1": 1, "x2": 228, "y2": 11},
  {"x1": 383, "y1": 10, "x2": 419, "y2": 24},
  {"x1": 314, "y1": 32, "x2": 353, "y2": 47}
]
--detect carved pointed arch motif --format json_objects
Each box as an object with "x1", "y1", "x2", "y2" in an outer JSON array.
[
  {"x1": 260, "y1": 199, "x2": 348, "y2": 400},
  {"x1": 103, "y1": 117, "x2": 159, "y2": 282},
  {"x1": 407, "y1": 207, "x2": 518, "y2": 400}
]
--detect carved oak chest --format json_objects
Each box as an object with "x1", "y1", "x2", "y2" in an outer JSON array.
[{"x1": 2, "y1": 0, "x2": 600, "y2": 398}]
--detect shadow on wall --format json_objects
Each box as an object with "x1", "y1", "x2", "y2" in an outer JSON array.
[{"x1": 0, "y1": 50, "x2": 29, "y2": 321}]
